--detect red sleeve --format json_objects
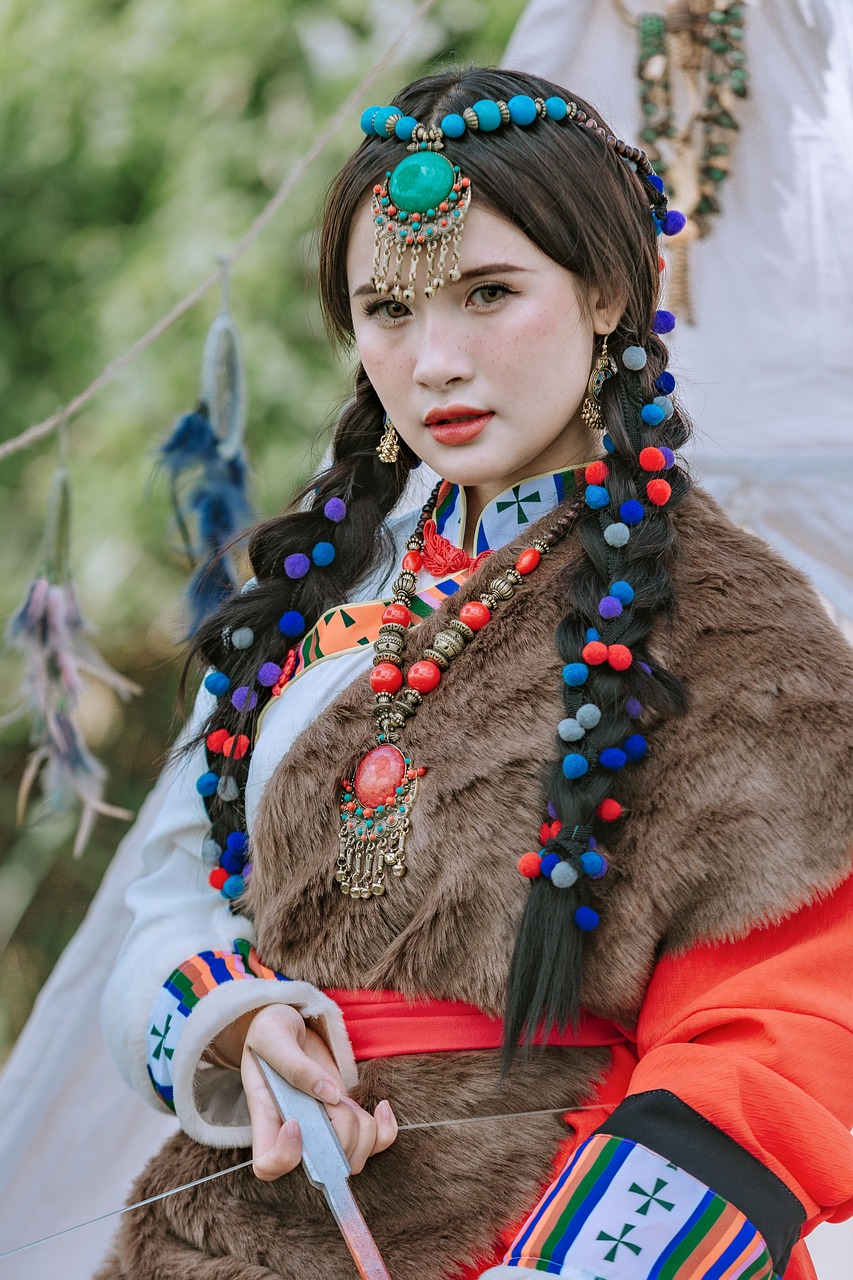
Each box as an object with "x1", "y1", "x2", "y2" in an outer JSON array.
[{"x1": 627, "y1": 865, "x2": 853, "y2": 1228}]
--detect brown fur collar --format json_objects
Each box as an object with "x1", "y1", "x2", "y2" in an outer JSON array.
[{"x1": 245, "y1": 486, "x2": 853, "y2": 1025}]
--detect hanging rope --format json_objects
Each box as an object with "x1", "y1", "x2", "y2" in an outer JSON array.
[
  {"x1": 0, "y1": 0, "x2": 440, "y2": 466},
  {"x1": 0, "y1": 1104, "x2": 601, "y2": 1262}
]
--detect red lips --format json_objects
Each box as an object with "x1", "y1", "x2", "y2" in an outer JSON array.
[{"x1": 424, "y1": 404, "x2": 491, "y2": 426}]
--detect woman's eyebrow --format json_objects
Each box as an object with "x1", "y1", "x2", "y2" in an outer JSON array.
[{"x1": 351, "y1": 263, "x2": 530, "y2": 299}]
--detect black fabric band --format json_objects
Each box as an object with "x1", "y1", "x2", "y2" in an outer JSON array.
[{"x1": 595, "y1": 1089, "x2": 806, "y2": 1273}]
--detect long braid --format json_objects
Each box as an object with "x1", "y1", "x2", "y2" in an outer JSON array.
[{"x1": 182, "y1": 365, "x2": 415, "y2": 899}]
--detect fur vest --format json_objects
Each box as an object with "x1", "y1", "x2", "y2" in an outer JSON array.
[{"x1": 96, "y1": 487, "x2": 853, "y2": 1280}]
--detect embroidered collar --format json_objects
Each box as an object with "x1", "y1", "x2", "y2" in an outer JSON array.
[{"x1": 433, "y1": 466, "x2": 583, "y2": 555}]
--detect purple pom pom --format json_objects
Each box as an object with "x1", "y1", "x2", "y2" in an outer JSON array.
[
  {"x1": 653, "y1": 310, "x2": 676, "y2": 335},
  {"x1": 324, "y1": 497, "x2": 347, "y2": 523},
  {"x1": 660, "y1": 447, "x2": 675, "y2": 469},
  {"x1": 284, "y1": 552, "x2": 311, "y2": 579},
  {"x1": 662, "y1": 210, "x2": 687, "y2": 237},
  {"x1": 638, "y1": 661, "x2": 652, "y2": 675},
  {"x1": 626, "y1": 697, "x2": 643, "y2": 719},
  {"x1": 257, "y1": 662, "x2": 282, "y2": 687},
  {"x1": 547, "y1": 802, "x2": 558, "y2": 820},
  {"x1": 231, "y1": 686, "x2": 258, "y2": 712},
  {"x1": 598, "y1": 595, "x2": 623, "y2": 619}
]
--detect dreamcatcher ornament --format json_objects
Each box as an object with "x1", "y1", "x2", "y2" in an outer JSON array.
[
  {"x1": 613, "y1": 0, "x2": 748, "y2": 322},
  {"x1": 157, "y1": 257, "x2": 252, "y2": 633},
  {"x1": 4, "y1": 423, "x2": 139, "y2": 856}
]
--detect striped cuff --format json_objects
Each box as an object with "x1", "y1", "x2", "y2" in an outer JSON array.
[
  {"x1": 501, "y1": 1134, "x2": 776, "y2": 1278},
  {"x1": 146, "y1": 938, "x2": 288, "y2": 1110}
]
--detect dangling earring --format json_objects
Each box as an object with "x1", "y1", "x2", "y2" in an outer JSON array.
[
  {"x1": 376, "y1": 413, "x2": 400, "y2": 464},
  {"x1": 581, "y1": 334, "x2": 617, "y2": 431}
]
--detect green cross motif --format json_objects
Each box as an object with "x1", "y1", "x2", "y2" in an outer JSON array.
[
  {"x1": 495, "y1": 485, "x2": 542, "y2": 526},
  {"x1": 151, "y1": 1014, "x2": 174, "y2": 1061},
  {"x1": 597, "y1": 1223, "x2": 642, "y2": 1263},
  {"x1": 629, "y1": 1177, "x2": 675, "y2": 1215}
]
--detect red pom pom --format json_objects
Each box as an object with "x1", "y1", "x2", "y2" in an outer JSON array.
[
  {"x1": 658, "y1": 255, "x2": 666, "y2": 274},
  {"x1": 381, "y1": 603, "x2": 411, "y2": 626},
  {"x1": 549, "y1": 819, "x2": 563, "y2": 838},
  {"x1": 206, "y1": 729, "x2": 229, "y2": 754},
  {"x1": 402, "y1": 550, "x2": 424, "y2": 572},
  {"x1": 407, "y1": 660, "x2": 442, "y2": 693},
  {"x1": 517, "y1": 852, "x2": 542, "y2": 878},
  {"x1": 459, "y1": 601, "x2": 491, "y2": 631},
  {"x1": 582, "y1": 641, "x2": 608, "y2": 665},
  {"x1": 597, "y1": 798, "x2": 624, "y2": 822},
  {"x1": 639, "y1": 447, "x2": 666, "y2": 473},
  {"x1": 223, "y1": 733, "x2": 251, "y2": 760},
  {"x1": 584, "y1": 460, "x2": 610, "y2": 485},
  {"x1": 208, "y1": 867, "x2": 228, "y2": 889},
  {"x1": 539, "y1": 822, "x2": 551, "y2": 844},
  {"x1": 514, "y1": 548, "x2": 541, "y2": 575},
  {"x1": 370, "y1": 663, "x2": 403, "y2": 694},
  {"x1": 607, "y1": 644, "x2": 633, "y2": 671},
  {"x1": 647, "y1": 479, "x2": 672, "y2": 506}
]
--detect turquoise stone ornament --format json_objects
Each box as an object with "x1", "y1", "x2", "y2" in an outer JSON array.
[{"x1": 388, "y1": 152, "x2": 455, "y2": 213}]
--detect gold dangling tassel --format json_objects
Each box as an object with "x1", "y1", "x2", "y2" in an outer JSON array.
[
  {"x1": 581, "y1": 335, "x2": 616, "y2": 431},
  {"x1": 377, "y1": 416, "x2": 400, "y2": 464}
]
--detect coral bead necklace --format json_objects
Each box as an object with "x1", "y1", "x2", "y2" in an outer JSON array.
[{"x1": 336, "y1": 482, "x2": 584, "y2": 900}]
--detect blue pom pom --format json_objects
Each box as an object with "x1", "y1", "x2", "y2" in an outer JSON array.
[
  {"x1": 619, "y1": 500, "x2": 644, "y2": 526},
  {"x1": 585, "y1": 627, "x2": 601, "y2": 643},
  {"x1": 602, "y1": 433, "x2": 615, "y2": 454},
  {"x1": 360, "y1": 106, "x2": 381, "y2": 135},
  {"x1": 204, "y1": 671, "x2": 230, "y2": 696},
  {"x1": 576, "y1": 703, "x2": 601, "y2": 729},
  {"x1": 539, "y1": 852, "x2": 561, "y2": 878},
  {"x1": 551, "y1": 860, "x2": 579, "y2": 888},
  {"x1": 648, "y1": 173, "x2": 665, "y2": 193},
  {"x1": 441, "y1": 112, "x2": 466, "y2": 138},
  {"x1": 599, "y1": 747, "x2": 627, "y2": 770},
  {"x1": 507, "y1": 94, "x2": 537, "y2": 126},
  {"x1": 574, "y1": 905, "x2": 600, "y2": 932},
  {"x1": 656, "y1": 371, "x2": 676, "y2": 394},
  {"x1": 226, "y1": 831, "x2": 249, "y2": 853},
  {"x1": 580, "y1": 851, "x2": 606, "y2": 878},
  {"x1": 279, "y1": 610, "x2": 306, "y2": 637},
  {"x1": 394, "y1": 115, "x2": 418, "y2": 141},
  {"x1": 662, "y1": 210, "x2": 687, "y2": 236},
  {"x1": 624, "y1": 734, "x2": 649, "y2": 761},
  {"x1": 653, "y1": 309, "x2": 676, "y2": 335},
  {"x1": 603, "y1": 522, "x2": 630, "y2": 547},
  {"x1": 610, "y1": 580, "x2": 635, "y2": 605},
  {"x1": 585, "y1": 484, "x2": 610, "y2": 510},
  {"x1": 653, "y1": 395, "x2": 674, "y2": 419},
  {"x1": 221, "y1": 874, "x2": 245, "y2": 900},
  {"x1": 221, "y1": 848, "x2": 245, "y2": 874},
  {"x1": 312, "y1": 541, "x2": 336, "y2": 566},
  {"x1": 641, "y1": 403, "x2": 666, "y2": 425},
  {"x1": 562, "y1": 663, "x2": 589, "y2": 687},
  {"x1": 562, "y1": 753, "x2": 589, "y2": 779},
  {"x1": 622, "y1": 345, "x2": 648, "y2": 371},
  {"x1": 196, "y1": 771, "x2": 219, "y2": 797}
]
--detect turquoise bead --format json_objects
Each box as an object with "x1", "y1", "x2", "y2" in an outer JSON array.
[
  {"x1": 360, "y1": 105, "x2": 381, "y2": 135},
  {"x1": 394, "y1": 115, "x2": 417, "y2": 140},
  {"x1": 544, "y1": 96, "x2": 568, "y2": 120},
  {"x1": 441, "y1": 112, "x2": 466, "y2": 138},
  {"x1": 473, "y1": 99, "x2": 502, "y2": 131},
  {"x1": 507, "y1": 94, "x2": 537, "y2": 126},
  {"x1": 388, "y1": 152, "x2": 455, "y2": 214},
  {"x1": 373, "y1": 106, "x2": 400, "y2": 137}
]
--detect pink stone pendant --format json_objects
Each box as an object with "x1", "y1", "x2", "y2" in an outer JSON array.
[{"x1": 336, "y1": 745, "x2": 426, "y2": 900}]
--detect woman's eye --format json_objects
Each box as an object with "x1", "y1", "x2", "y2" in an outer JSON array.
[
  {"x1": 363, "y1": 298, "x2": 410, "y2": 322},
  {"x1": 469, "y1": 283, "x2": 512, "y2": 306}
]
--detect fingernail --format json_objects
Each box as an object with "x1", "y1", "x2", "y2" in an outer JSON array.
[
  {"x1": 284, "y1": 1119, "x2": 300, "y2": 1142},
  {"x1": 376, "y1": 1099, "x2": 392, "y2": 1122},
  {"x1": 314, "y1": 1079, "x2": 341, "y2": 1105}
]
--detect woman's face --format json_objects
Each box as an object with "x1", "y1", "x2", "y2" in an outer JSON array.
[{"x1": 346, "y1": 201, "x2": 617, "y2": 496}]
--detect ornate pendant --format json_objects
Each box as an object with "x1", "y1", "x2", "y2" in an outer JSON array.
[{"x1": 336, "y1": 745, "x2": 426, "y2": 899}]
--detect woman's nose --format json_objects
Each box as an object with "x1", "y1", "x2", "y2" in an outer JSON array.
[{"x1": 411, "y1": 304, "x2": 476, "y2": 391}]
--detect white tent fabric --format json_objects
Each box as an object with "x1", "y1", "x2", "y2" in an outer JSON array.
[{"x1": 1, "y1": 3, "x2": 851, "y2": 1277}]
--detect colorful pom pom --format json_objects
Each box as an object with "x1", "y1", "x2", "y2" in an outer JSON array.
[
  {"x1": 580, "y1": 851, "x2": 608, "y2": 879},
  {"x1": 576, "y1": 703, "x2": 602, "y2": 729},
  {"x1": 597, "y1": 797, "x2": 623, "y2": 821},
  {"x1": 604, "y1": 522, "x2": 630, "y2": 547},
  {"x1": 574, "y1": 905, "x2": 600, "y2": 931},
  {"x1": 656, "y1": 371, "x2": 676, "y2": 394},
  {"x1": 279, "y1": 609, "x2": 306, "y2": 636},
  {"x1": 324, "y1": 497, "x2": 347, "y2": 522},
  {"x1": 201, "y1": 838, "x2": 223, "y2": 869},
  {"x1": 600, "y1": 747, "x2": 627, "y2": 770},
  {"x1": 624, "y1": 734, "x2": 649, "y2": 761},
  {"x1": 551, "y1": 860, "x2": 579, "y2": 889},
  {"x1": 607, "y1": 644, "x2": 633, "y2": 671},
  {"x1": 648, "y1": 174, "x2": 665, "y2": 193},
  {"x1": 231, "y1": 686, "x2": 258, "y2": 712},
  {"x1": 599, "y1": 595, "x2": 623, "y2": 619},
  {"x1": 547, "y1": 802, "x2": 558, "y2": 820},
  {"x1": 204, "y1": 671, "x2": 230, "y2": 696},
  {"x1": 312, "y1": 541, "x2": 336, "y2": 566},
  {"x1": 221, "y1": 847, "x2": 245, "y2": 874},
  {"x1": 562, "y1": 663, "x2": 589, "y2": 687},
  {"x1": 196, "y1": 771, "x2": 219, "y2": 797},
  {"x1": 584, "y1": 460, "x2": 610, "y2": 485},
  {"x1": 208, "y1": 867, "x2": 229, "y2": 890},
  {"x1": 622, "y1": 345, "x2": 648, "y2": 371},
  {"x1": 562, "y1": 753, "x2": 589, "y2": 779},
  {"x1": 641, "y1": 403, "x2": 666, "y2": 426},
  {"x1": 585, "y1": 484, "x2": 610, "y2": 510},
  {"x1": 585, "y1": 627, "x2": 601, "y2": 643},
  {"x1": 217, "y1": 776, "x2": 240, "y2": 802},
  {"x1": 653, "y1": 395, "x2": 674, "y2": 419},
  {"x1": 582, "y1": 641, "x2": 608, "y2": 665},
  {"x1": 257, "y1": 662, "x2": 282, "y2": 687},
  {"x1": 653, "y1": 310, "x2": 676, "y2": 335},
  {"x1": 517, "y1": 852, "x2": 542, "y2": 878},
  {"x1": 230, "y1": 627, "x2": 255, "y2": 650},
  {"x1": 540, "y1": 852, "x2": 561, "y2": 878},
  {"x1": 558, "y1": 717, "x2": 585, "y2": 742},
  {"x1": 662, "y1": 210, "x2": 687, "y2": 236},
  {"x1": 660, "y1": 447, "x2": 675, "y2": 468},
  {"x1": 206, "y1": 728, "x2": 229, "y2": 753},
  {"x1": 226, "y1": 831, "x2": 249, "y2": 853},
  {"x1": 626, "y1": 697, "x2": 643, "y2": 719},
  {"x1": 602, "y1": 433, "x2": 615, "y2": 454},
  {"x1": 222, "y1": 874, "x2": 245, "y2": 899},
  {"x1": 223, "y1": 734, "x2": 250, "y2": 760},
  {"x1": 619, "y1": 500, "x2": 644, "y2": 526},
  {"x1": 647, "y1": 479, "x2": 672, "y2": 506},
  {"x1": 609, "y1": 580, "x2": 635, "y2": 605},
  {"x1": 284, "y1": 553, "x2": 311, "y2": 579},
  {"x1": 639, "y1": 447, "x2": 666, "y2": 472}
]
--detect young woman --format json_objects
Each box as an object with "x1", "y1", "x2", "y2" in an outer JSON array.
[{"x1": 98, "y1": 66, "x2": 853, "y2": 1280}]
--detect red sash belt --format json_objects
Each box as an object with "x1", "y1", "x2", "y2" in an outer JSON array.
[{"x1": 322, "y1": 987, "x2": 628, "y2": 1061}]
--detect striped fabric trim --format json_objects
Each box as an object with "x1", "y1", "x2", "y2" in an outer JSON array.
[
  {"x1": 146, "y1": 938, "x2": 288, "y2": 1111},
  {"x1": 502, "y1": 1134, "x2": 776, "y2": 1279}
]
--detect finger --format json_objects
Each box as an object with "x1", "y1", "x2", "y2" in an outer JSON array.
[
  {"x1": 243, "y1": 1052, "x2": 303, "y2": 1180},
  {"x1": 246, "y1": 1010, "x2": 342, "y2": 1106},
  {"x1": 371, "y1": 1099, "x2": 398, "y2": 1155},
  {"x1": 328, "y1": 1095, "x2": 379, "y2": 1175}
]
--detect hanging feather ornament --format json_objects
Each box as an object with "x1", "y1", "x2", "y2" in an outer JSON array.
[
  {"x1": 157, "y1": 258, "x2": 252, "y2": 633},
  {"x1": 4, "y1": 427, "x2": 139, "y2": 856}
]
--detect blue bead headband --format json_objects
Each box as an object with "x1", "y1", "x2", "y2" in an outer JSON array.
[{"x1": 361, "y1": 94, "x2": 676, "y2": 300}]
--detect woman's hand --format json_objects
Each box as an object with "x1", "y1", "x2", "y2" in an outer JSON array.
[{"x1": 235, "y1": 1003, "x2": 397, "y2": 1181}]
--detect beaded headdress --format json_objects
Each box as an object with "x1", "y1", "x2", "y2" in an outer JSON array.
[{"x1": 361, "y1": 94, "x2": 684, "y2": 299}]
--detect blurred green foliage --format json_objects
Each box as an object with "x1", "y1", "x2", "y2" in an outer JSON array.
[{"x1": 0, "y1": 0, "x2": 523, "y2": 1061}]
